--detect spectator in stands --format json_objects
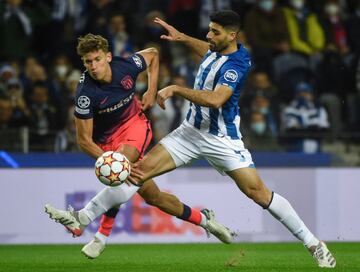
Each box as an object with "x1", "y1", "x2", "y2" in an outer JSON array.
[
  {"x1": 6, "y1": 77, "x2": 30, "y2": 127},
  {"x1": 283, "y1": 0, "x2": 325, "y2": 56},
  {"x1": 22, "y1": 62, "x2": 59, "y2": 112},
  {"x1": 319, "y1": 0, "x2": 349, "y2": 55},
  {"x1": 315, "y1": 48, "x2": 352, "y2": 137},
  {"x1": 169, "y1": 74, "x2": 189, "y2": 132},
  {"x1": 158, "y1": 62, "x2": 172, "y2": 89},
  {"x1": 240, "y1": 70, "x2": 280, "y2": 124},
  {"x1": 86, "y1": 0, "x2": 119, "y2": 35},
  {"x1": 150, "y1": 74, "x2": 189, "y2": 142},
  {"x1": 0, "y1": 97, "x2": 13, "y2": 129},
  {"x1": 0, "y1": 64, "x2": 16, "y2": 91},
  {"x1": 174, "y1": 50, "x2": 199, "y2": 88},
  {"x1": 28, "y1": 82, "x2": 59, "y2": 151},
  {"x1": 249, "y1": 70, "x2": 279, "y2": 99},
  {"x1": 23, "y1": 62, "x2": 47, "y2": 95},
  {"x1": 65, "y1": 70, "x2": 81, "y2": 102},
  {"x1": 243, "y1": 110, "x2": 282, "y2": 151},
  {"x1": 135, "y1": 69, "x2": 148, "y2": 96},
  {"x1": 272, "y1": 51, "x2": 313, "y2": 102},
  {"x1": 51, "y1": 54, "x2": 73, "y2": 99},
  {"x1": 139, "y1": 10, "x2": 171, "y2": 60},
  {"x1": 168, "y1": 0, "x2": 200, "y2": 38},
  {"x1": 54, "y1": 70, "x2": 82, "y2": 152},
  {"x1": 281, "y1": 82, "x2": 330, "y2": 153},
  {"x1": 346, "y1": 0, "x2": 360, "y2": 52},
  {"x1": 107, "y1": 13, "x2": 133, "y2": 57},
  {"x1": 0, "y1": 95, "x2": 30, "y2": 151},
  {"x1": 198, "y1": 0, "x2": 231, "y2": 38},
  {"x1": 55, "y1": 105, "x2": 79, "y2": 152},
  {"x1": 0, "y1": 0, "x2": 33, "y2": 60},
  {"x1": 244, "y1": 0, "x2": 290, "y2": 73},
  {"x1": 249, "y1": 93, "x2": 279, "y2": 137},
  {"x1": 30, "y1": 1, "x2": 61, "y2": 61}
]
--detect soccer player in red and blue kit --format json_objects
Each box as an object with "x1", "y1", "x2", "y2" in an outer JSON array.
[{"x1": 45, "y1": 34, "x2": 233, "y2": 258}]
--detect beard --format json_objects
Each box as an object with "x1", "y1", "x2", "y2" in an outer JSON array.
[{"x1": 208, "y1": 40, "x2": 229, "y2": 53}]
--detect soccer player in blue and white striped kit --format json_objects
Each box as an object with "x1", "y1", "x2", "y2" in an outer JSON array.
[
  {"x1": 130, "y1": 10, "x2": 336, "y2": 268},
  {"x1": 46, "y1": 10, "x2": 336, "y2": 267}
]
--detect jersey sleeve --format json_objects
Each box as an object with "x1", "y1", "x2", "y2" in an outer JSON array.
[
  {"x1": 74, "y1": 84, "x2": 94, "y2": 119},
  {"x1": 217, "y1": 62, "x2": 245, "y2": 91},
  {"x1": 127, "y1": 53, "x2": 147, "y2": 74}
]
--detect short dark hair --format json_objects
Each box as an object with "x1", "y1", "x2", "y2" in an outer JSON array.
[{"x1": 209, "y1": 10, "x2": 241, "y2": 32}]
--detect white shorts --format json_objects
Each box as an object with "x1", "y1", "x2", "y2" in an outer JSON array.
[{"x1": 160, "y1": 121, "x2": 254, "y2": 175}]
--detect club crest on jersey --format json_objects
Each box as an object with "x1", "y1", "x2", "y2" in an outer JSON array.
[
  {"x1": 121, "y1": 75, "x2": 134, "y2": 90},
  {"x1": 132, "y1": 55, "x2": 143, "y2": 68},
  {"x1": 77, "y1": 95, "x2": 90, "y2": 108},
  {"x1": 224, "y1": 69, "x2": 238, "y2": 82}
]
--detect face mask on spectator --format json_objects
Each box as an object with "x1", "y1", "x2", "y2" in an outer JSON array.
[
  {"x1": 290, "y1": 0, "x2": 304, "y2": 10},
  {"x1": 259, "y1": 0, "x2": 275, "y2": 12},
  {"x1": 325, "y1": 4, "x2": 340, "y2": 16},
  {"x1": 251, "y1": 122, "x2": 266, "y2": 135},
  {"x1": 259, "y1": 107, "x2": 269, "y2": 115},
  {"x1": 55, "y1": 65, "x2": 69, "y2": 78}
]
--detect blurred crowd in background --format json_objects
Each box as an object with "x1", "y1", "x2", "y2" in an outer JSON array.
[{"x1": 0, "y1": 0, "x2": 360, "y2": 164}]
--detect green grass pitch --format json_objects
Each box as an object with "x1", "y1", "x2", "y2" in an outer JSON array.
[{"x1": 0, "y1": 243, "x2": 359, "y2": 272}]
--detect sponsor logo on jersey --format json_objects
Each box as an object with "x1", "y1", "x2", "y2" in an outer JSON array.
[
  {"x1": 121, "y1": 75, "x2": 134, "y2": 90},
  {"x1": 98, "y1": 93, "x2": 134, "y2": 114},
  {"x1": 77, "y1": 95, "x2": 90, "y2": 108},
  {"x1": 132, "y1": 55, "x2": 143, "y2": 69},
  {"x1": 224, "y1": 69, "x2": 238, "y2": 82}
]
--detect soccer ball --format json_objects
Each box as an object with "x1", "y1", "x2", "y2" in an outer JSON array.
[{"x1": 95, "y1": 151, "x2": 131, "y2": 186}]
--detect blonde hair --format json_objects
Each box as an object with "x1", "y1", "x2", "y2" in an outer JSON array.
[{"x1": 76, "y1": 34, "x2": 109, "y2": 57}]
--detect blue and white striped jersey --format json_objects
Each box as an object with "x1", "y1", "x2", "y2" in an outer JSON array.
[{"x1": 185, "y1": 44, "x2": 251, "y2": 139}]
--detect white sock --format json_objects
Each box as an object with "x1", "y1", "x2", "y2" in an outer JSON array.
[
  {"x1": 199, "y1": 213, "x2": 207, "y2": 227},
  {"x1": 267, "y1": 192, "x2": 319, "y2": 248},
  {"x1": 79, "y1": 183, "x2": 139, "y2": 223},
  {"x1": 95, "y1": 231, "x2": 108, "y2": 245}
]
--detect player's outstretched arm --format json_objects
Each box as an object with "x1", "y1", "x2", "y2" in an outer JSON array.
[
  {"x1": 137, "y1": 47, "x2": 159, "y2": 111},
  {"x1": 75, "y1": 117, "x2": 104, "y2": 159},
  {"x1": 154, "y1": 17, "x2": 209, "y2": 58}
]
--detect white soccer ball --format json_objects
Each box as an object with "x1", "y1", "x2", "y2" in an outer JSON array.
[{"x1": 95, "y1": 151, "x2": 131, "y2": 187}]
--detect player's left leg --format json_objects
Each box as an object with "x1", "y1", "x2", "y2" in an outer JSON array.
[
  {"x1": 89, "y1": 143, "x2": 142, "y2": 250},
  {"x1": 227, "y1": 167, "x2": 336, "y2": 268},
  {"x1": 88, "y1": 113, "x2": 152, "y2": 250}
]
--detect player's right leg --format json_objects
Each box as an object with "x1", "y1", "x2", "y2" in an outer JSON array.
[
  {"x1": 227, "y1": 167, "x2": 336, "y2": 268},
  {"x1": 138, "y1": 179, "x2": 234, "y2": 244},
  {"x1": 44, "y1": 182, "x2": 139, "y2": 237}
]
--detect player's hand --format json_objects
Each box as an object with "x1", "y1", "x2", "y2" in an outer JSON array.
[
  {"x1": 154, "y1": 17, "x2": 183, "y2": 42},
  {"x1": 127, "y1": 162, "x2": 144, "y2": 186},
  {"x1": 141, "y1": 90, "x2": 156, "y2": 111},
  {"x1": 157, "y1": 85, "x2": 176, "y2": 110}
]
